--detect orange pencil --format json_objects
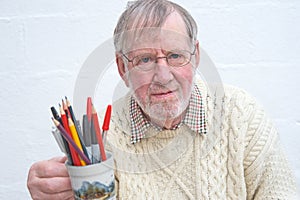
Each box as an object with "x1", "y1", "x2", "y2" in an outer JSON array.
[
  {"x1": 92, "y1": 105, "x2": 106, "y2": 161},
  {"x1": 59, "y1": 104, "x2": 81, "y2": 166},
  {"x1": 68, "y1": 117, "x2": 87, "y2": 166}
]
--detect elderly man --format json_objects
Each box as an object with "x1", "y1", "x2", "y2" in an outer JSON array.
[{"x1": 27, "y1": 0, "x2": 297, "y2": 199}]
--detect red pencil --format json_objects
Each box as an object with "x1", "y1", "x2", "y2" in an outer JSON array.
[
  {"x1": 59, "y1": 104, "x2": 81, "y2": 166},
  {"x1": 86, "y1": 97, "x2": 92, "y2": 122},
  {"x1": 92, "y1": 105, "x2": 106, "y2": 161}
]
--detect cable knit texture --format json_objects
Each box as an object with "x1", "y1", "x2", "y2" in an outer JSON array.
[{"x1": 104, "y1": 81, "x2": 297, "y2": 199}]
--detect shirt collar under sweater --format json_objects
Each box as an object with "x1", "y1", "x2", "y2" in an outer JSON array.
[{"x1": 130, "y1": 84, "x2": 207, "y2": 144}]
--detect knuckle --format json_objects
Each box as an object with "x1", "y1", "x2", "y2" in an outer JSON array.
[
  {"x1": 28, "y1": 160, "x2": 46, "y2": 177},
  {"x1": 28, "y1": 163, "x2": 38, "y2": 174},
  {"x1": 43, "y1": 179, "x2": 56, "y2": 193},
  {"x1": 43, "y1": 165, "x2": 53, "y2": 176},
  {"x1": 27, "y1": 168, "x2": 37, "y2": 189},
  {"x1": 30, "y1": 193, "x2": 40, "y2": 200}
]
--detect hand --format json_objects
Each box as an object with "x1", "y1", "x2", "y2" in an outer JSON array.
[{"x1": 27, "y1": 156, "x2": 74, "y2": 200}]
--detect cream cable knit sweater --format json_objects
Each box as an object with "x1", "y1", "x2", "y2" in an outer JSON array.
[{"x1": 105, "y1": 82, "x2": 297, "y2": 199}]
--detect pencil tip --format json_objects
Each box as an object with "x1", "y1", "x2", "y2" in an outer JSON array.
[
  {"x1": 65, "y1": 97, "x2": 70, "y2": 106},
  {"x1": 92, "y1": 106, "x2": 96, "y2": 113},
  {"x1": 52, "y1": 117, "x2": 59, "y2": 126}
]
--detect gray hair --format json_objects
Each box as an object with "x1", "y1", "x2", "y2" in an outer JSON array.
[{"x1": 113, "y1": 0, "x2": 198, "y2": 53}]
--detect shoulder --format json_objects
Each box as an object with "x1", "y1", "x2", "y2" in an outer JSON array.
[
  {"x1": 223, "y1": 84, "x2": 257, "y2": 106},
  {"x1": 194, "y1": 78, "x2": 258, "y2": 107},
  {"x1": 199, "y1": 80, "x2": 261, "y2": 118}
]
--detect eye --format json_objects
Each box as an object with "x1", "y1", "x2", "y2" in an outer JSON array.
[
  {"x1": 141, "y1": 57, "x2": 150, "y2": 63},
  {"x1": 168, "y1": 53, "x2": 181, "y2": 59},
  {"x1": 134, "y1": 54, "x2": 154, "y2": 66}
]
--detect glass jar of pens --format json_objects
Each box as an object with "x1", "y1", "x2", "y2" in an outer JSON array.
[{"x1": 51, "y1": 97, "x2": 115, "y2": 200}]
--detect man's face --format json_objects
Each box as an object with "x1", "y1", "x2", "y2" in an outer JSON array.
[{"x1": 118, "y1": 12, "x2": 199, "y2": 126}]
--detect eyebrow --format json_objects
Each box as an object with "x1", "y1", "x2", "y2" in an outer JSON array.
[
  {"x1": 126, "y1": 48, "x2": 157, "y2": 57},
  {"x1": 127, "y1": 46, "x2": 189, "y2": 54}
]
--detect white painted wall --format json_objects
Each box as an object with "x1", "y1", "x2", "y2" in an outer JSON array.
[{"x1": 0, "y1": 0, "x2": 299, "y2": 199}]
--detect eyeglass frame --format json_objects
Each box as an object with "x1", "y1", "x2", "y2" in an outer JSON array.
[{"x1": 121, "y1": 45, "x2": 197, "y2": 70}]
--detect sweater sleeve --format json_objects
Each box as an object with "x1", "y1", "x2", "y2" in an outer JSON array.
[{"x1": 242, "y1": 96, "x2": 297, "y2": 199}]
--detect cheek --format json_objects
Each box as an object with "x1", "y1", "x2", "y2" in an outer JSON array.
[
  {"x1": 128, "y1": 72, "x2": 152, "y2": 101},
  {"x1": 174, "y1": 67, "x2": 195, "y2": 92}
]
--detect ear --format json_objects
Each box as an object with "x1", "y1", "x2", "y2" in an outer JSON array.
[
  {"x1": 194, "y1": 40, "x2": 200, "y2": 68},
  {"x1": 116, "y1": 53, "x2": 129, "y2": 87}
]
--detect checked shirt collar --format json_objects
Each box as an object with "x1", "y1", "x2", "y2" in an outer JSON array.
[{"x1": 129, "y1": 84, "x2": 207, "y2": 144}]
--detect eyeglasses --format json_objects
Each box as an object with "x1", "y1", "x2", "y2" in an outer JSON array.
[{"x1": 122, "y1": 47, "x2": 196, "y2": 71}]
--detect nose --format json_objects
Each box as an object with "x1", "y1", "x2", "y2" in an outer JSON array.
[
  {"x1": 153, "y1": 57, "x2": 174, "y2": 84},
  {"x1": 154, "y1": 56, "x2": 168, "y2": 64}
]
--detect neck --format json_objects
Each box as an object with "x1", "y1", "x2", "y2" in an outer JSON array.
[{"x1": 145, "y1": 110, "x2": 186, "y2": 130}]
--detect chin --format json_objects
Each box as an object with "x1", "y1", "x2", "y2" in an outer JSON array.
[{"x1": 144, "y1": 100, "x2": 187, "y2": 122}]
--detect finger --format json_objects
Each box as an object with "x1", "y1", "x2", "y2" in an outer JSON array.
[
  {"x1": 49, "y1": 156, "x2": 68, "y2": 164},
  {"x1": 28, "y1": 175, "x2": 73, "y2": 200},
  {"x1": 32, "y1": 159, "x2": 69, "y2": 178},
  {"x1": 39, "y1": 177, "x2": 72, "y2": 194},
  {"x1": 29, "y1": 187, "x2": 74, "y2": 200}
]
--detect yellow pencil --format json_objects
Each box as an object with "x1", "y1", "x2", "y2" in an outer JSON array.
[{"x1": 68, "y1": 117, "x2": 86, "y2": 166}]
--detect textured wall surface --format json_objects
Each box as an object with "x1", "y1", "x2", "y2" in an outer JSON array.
[{"x1": 0, "y1": 0, "x2": 299, "y2": 199}]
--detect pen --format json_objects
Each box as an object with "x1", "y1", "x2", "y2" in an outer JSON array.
[{"x1": 102, "y1": 105, "x2": 112, "y2": 147}]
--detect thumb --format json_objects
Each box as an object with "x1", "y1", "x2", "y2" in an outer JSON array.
[{"x1": 49, "y1": 156, "x2": 68, "y2": 164}]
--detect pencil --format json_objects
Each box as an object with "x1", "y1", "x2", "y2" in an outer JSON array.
[
  {"x1": 68, "y1": 117, "x2": 87, "y2": 166},
  {"x1": 51, "y1": 127, "x2": 66, "y2": 154},
  {"x1": 50, "y1": 106, "x2": 62, "y2": 124},
  {"x1": 59, "y1": 104, "x2": 81, "y2": 166},
  {"x1": 92, "y1": 105, "x2": 106, "y2": 161},
  {"x1": 86, "y1": 97, "x2": 92, "y2": 122},
  {"x1": 82, "y1": 114, "x2": 92, "y2": 161},
  {"x1": 50, "y1": 106, "x2": 72, "y2": 165},
  {"x1": 90, "y1": 118, "x2": 100, "y2": 163},
  {"x1": 65, "y1": 96, "x2": 89, "y2": 160},
  {"x1": 86, "y1": 97, "x2": 100, "y2": 163},
  {"x1": 52, "y1": 118, "x2": 91, "y2": 165},
  {"x1": 62, "y1": 99, "x2": 71, "y2": 118}
]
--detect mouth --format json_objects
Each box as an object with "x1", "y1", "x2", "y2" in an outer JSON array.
[{"x1": 150, "y1": 90, "x2": 176, "y2": 99}]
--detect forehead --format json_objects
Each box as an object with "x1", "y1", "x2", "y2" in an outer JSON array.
[
  {"x1": 123, "y1": 29, "x2": 192, "y2": 53},
  {"x1": 122, "y1": 12, "x2": 192, "y2": 53}
]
